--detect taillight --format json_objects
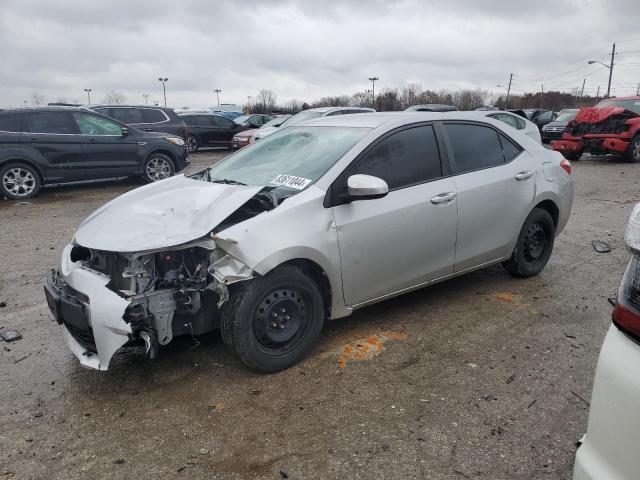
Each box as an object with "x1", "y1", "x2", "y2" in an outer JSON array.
[
  {"x1": 614, "y1": 204, "x2": 640, "y2": 339},
  {"x1": 613, "y1": 303, "x2": 640, "y2": 339},
  {"x1": 183, "y1": 126, "x2": 189, "y2": 141},
  {"x1": 560, "y1": 159, "x2": 571, "y2": 174}
]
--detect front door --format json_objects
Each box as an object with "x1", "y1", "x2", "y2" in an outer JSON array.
[
  {"x1": 331, "y1": 124, "x2": 458, "y2": 306},
  {"x1": 71, "y1": 112, "x2": 140, "y2": 180},
  {"x1": 441, "y1": 122, "x2": 537, "y2": 271}
]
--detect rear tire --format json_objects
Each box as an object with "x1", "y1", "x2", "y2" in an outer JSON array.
[
  {"x1": 220, "y1": 265, "x2": 325, "y2": 373},
  {"x1": 503, "y1": 208, "x2": 555, "y2": 277},
  {"x1": 142, "y1": 153, "x2": 175, "y2": 183},
  {"x1": 564, "y1": 150, "x2": 581, "y2": 161},
  {"x1": 624, "y1": 135, "x2": 640, "y2": 163},
  {"x1": 0, "y1": 162, "x2": 41, "y2": 199},
  {"x1": 187, "y1": 135, "x2": 199, "y2": 153}
]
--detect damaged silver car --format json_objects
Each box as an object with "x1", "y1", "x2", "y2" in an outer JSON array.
[{"x1": 45, "y1": 112, "x2": 573, "y2": 372}]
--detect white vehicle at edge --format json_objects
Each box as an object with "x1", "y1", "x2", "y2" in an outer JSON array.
[
  {"x1": 474, "y1": 110, "x2": 542, "y2": 144},
  {"x1": 44, "y1": 112, "x2": 573, "y2": 373},
  {"x1": 252, "y1": 106, "x2": 375, "y2": 141},
  {"x1": 573, "y1": 203, "x2": 640, "y2": 480}
]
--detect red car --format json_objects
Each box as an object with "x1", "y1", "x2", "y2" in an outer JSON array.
[
  {"x1": 231, "y1": 115, "x2": 291, "y2": 149},
  {"x1": 552, "y1": 96, "x2": 640, "y2": 162}
]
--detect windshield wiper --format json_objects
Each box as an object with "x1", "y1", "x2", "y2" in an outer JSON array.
[{"x1": 210, "y1": 178, "x2": 247, "y2": 186}]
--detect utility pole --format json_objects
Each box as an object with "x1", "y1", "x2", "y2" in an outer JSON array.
[
  {"x1": 23, "y1": 100, "x2": 27, "y2": 107},
  {"x1": 142, "y1": 94, "x2": 149, "y2": 105},
  {"x1": 578, "y1": 78, "x2": 586, "y2": 107},
  {"x1": 540, "y1": 84, "x2": 544, "y2": 108},
  {"x1": 84, "y1": 88, "x2": 92, "y2": 105},
  {"x1": 158, "y1": 77, "x2": 168, "y2": 106},
  {"x1": 368, "y1": 77, "x2": 379, "y2": 108},
  {"x1": 214, "y1": 89, "x2": 222, "y2": 106},
  {"x1": 606, "y1": 42, "x2": 615, "y2": 98},
  {"x1": 636, "y1": 83, "x2": 640, "y2": 96},
  {"x1": 596, "y1": 85, "x2": 600, "y2": 103},
  {"x1": 505, "y1": 73, "x2": 513, "y2": 109}
]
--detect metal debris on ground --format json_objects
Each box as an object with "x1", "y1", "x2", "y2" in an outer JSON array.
[
  {"x1": 592, "y1": 240, "x2": 611, "y2": 253},
  {"x1": 1, "y1": 330, "x2": 22, "y2": 342},
  {"x1": 608, "y1": 297, "x2": 617, "y2": 307}
]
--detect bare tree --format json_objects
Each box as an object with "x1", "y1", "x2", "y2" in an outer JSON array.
[
  {"x1": 400, "y1": 83, "x2": 422, "y2": 109},
  {"x1": 30, "y1": 92, "x2": 45, "y2": 106},
  {"x1": 283, "y1": 99, "x2": 302, "y2": 113},
  {"x1": 255, "y1": 89, "x2": 277, "y2": 113},
  {"x1": 101, "y1": 91, "x2": 127, "y2": 105}
]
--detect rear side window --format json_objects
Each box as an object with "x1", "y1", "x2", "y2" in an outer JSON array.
[
  {"x1": 181, "y1": 116, "x2": 197, "y2": 126},
  {"x1": 211, "y1": 116, "x2": 234, "y2": 128},
  {"x1": 141, "y1": 108, "x2": 168, "y2": 123},
  {"x1": 23, "y1": 112, "x2": 76, "y2": 134},
  {"x1": 444, "y1": 124, "x2": 504, "y2": 173},
  {"x1": 0, "y1": 114, "x2": 22, "y2": 132},
  {"x1": 348, "y1": 125, "x2": 442, "y2": 190},
  {"x1": 108, "y1": 108, "x2": 144, "y2": 124}
]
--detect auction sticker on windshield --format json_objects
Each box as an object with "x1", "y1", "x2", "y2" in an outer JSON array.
[{"x1": 269, "y1": 174, "x2": 312, "y2": 190}]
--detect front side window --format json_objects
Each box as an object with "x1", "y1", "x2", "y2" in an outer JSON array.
[
  {"x1": 23, "y1": 112, "x2": 76, "y2": 134},
  {"x1": 211, "y1": 115, "x2": 233, "y2": 128},
  {"x1": 445, "y1": 124, "x2": 505, "y2": 173},
  {"x1": 204, "y1": 126, "x2": 370, "y2": 190},
  {"x1": 73, "y1": 113, "x2": 123, "y2": 135},
  {"x1": 0, "y1": 114, "x2": 22, "y2": 132},
  {"x1": 347, "y1": 125, "x2": 442, "y2": 190}
]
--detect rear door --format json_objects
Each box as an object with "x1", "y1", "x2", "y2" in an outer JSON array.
[
  {"x1": 441, "y1": 122, "x2": 536, "y2": 271},
  {"x1": 332, "y1": 123, "x2": 458, "y2": 305},
  {"x1": 210, "y1": 115, "x2": 237, "y2": 145},
  {"x1": 71, "y1": 112, "x2": 140, "y2": 179},
  {"x1": 21, "y1": 111, "x2": 84, "y2": 182},
  {"x1": 185, "y1": 115, "x2": 213, "y2": 145}
]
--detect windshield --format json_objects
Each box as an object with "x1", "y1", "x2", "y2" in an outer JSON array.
[
  {"x1": 555, "y1": 110, "x2": 578, "y2": 122},
  {"x1": 262, "y1": 117, "x2": 287, "y2": 128},
  {"x1": 233, "y1": 115, "x2": 250, "y2": 124},
  {"x1": 278, "y1": 110, "x2": 324, "y2": 128},
  {"x1": 596, "y1": 99, "x2": 640, "y2": 114},
  {"x1": 205, "y1": 126, "x2": 370, "y2": 189}
]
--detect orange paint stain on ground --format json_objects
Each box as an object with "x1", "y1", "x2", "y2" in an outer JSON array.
[
  {"x1": 335, "y1": 331, "x2": 407, "y2": 369},
  {"x1": 491, "y1": 293, "x2": 515, "y2": 303}
]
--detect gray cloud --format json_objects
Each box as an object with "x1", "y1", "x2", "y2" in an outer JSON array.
[{"x1": 1, "y1": 0, "x2": 640, "y2": 108}]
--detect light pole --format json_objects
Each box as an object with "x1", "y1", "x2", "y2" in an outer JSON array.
[
  {"x1": 24, "y1": 100, "x2": 27, "y2": 107},
  {"x1": 142, "y1": 94, "x2": 149, "y2": 105},
  {"x1": 158, "y1": 77, "x2": 168, "y2": 106},
  {"x1": 368, "y1": 77, "x2": 379, "y2": 107},
  {"x1": 588, "y1": 42, "x2": 615, "y2": 98},
  {"x1": 214, "y1": 89, "x2": 222, "y2": 106},
  {"x1": 84, "y1": 88, "x2": 92, "y2": 105}
]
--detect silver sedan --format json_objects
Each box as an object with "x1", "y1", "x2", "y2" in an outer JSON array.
[{"x1": 45, "y1": 112, "x2": 574, "y2": 372}]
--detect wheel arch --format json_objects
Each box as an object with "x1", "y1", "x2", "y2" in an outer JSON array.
[
  {"x1": 0, "y1": 157, "x2": 46, "y2": 185},
  {"x1": 146, "y1": 149, "x2": 177, "y2": 166}
]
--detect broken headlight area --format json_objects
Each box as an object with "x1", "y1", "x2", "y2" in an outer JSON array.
[{"x1": 71, "y1": 241, "x2": 254, "y2": 358}]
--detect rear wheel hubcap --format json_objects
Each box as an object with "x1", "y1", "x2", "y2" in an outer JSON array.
[
  {"x1": 2, "y1": 167, "x2": 36, "y2": 197},
  {"x1": 524, "y1": 223, "x2": 548, "y2": 262}
]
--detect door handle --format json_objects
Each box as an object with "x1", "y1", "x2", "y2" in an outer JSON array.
[
  {"x1": 430, "y1": 192, "x2": 457, "y2": 204},
  {"x1": 514, "y1": 171, "x2": 534, "y2": 181}
]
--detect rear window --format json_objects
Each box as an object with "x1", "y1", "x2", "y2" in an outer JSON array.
[
  {"x1": 108, "y1": 108, "x2": 144, "y2": 124},
  {"x1": 141, "y1": 108, "x2": 168, "y2": 123},
  {"x1": 0, "y1": 114, "x2": 22, "y2": 132},
  {"x1": 444, "y1": 123, "x2": 504, "y2": 173},
  {"x1": 22, "y1": 112, "x2": 76, "y2": 134}
]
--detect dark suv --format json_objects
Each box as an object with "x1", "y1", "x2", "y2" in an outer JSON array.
[
  {"x1": 179, "y1": 113, "x2": 247, "y2": 152},
  {"x1": 0, "y1": 107, "x2": 189, "y2": 199},
  {"x1": 90, "y1": 105, "x2": 188, "y2": 141}
]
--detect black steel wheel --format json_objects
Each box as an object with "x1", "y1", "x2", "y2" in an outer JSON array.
[
  {"x1": 221, "y1": 265, "x2": 325, "y2": 372},
  {"x1": 624, "y1": 135, "x2": 640, "y2": 163},
  {"x1": 503, "y1": 208, "x2": 555, "y2": 277}
]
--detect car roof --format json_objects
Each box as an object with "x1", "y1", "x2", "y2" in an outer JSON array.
[
  {"x1": 304, "y1": 106, "x2": 375, "y2": 114},
  {"x1": 1, "y1": 105, "x2": 88, "y2": 113},
  {"x1": 91, "y1": 104, "x2": 173, "y2": 110},
  {"x1": 300, "y1": 111, "x2": 514, "y2": 129}
]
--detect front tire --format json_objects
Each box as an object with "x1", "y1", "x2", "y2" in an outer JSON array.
[
  {"x1": 624, "y1": 135, "x2": 640, "y2": 163},
  {"x1": 187, "y1": 135, "x2": 199, "y2": 153},
  {"x1": 503, "y1": 208, "x2": 555, "y2": 277},
  {"x1": 0, "y1": 162, "x2": 41, "y2": 199},
  {"x1": 220, "y1": 265, "x2": 325, "y2": 373},
  {"x1": 564, "y1": 150, "x2": 582, "y2": 161},
  {"x1": 142, "y1": 153, "x2": 174, "y2": 183}
]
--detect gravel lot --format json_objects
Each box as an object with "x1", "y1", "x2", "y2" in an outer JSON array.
[{"x1": 0, "y1": 149, "x2": 637, "y2": 479}]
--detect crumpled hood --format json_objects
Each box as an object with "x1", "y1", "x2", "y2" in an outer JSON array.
[
  {"x1": 575, "y1": 106, "x2": 638, "y2": 124},
  {"x1": 75, "y1": 175, "x2": 262, "y2": 252}
]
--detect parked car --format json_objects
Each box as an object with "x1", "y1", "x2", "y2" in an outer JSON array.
[
  {"x1": 573, "y1": 203, "x2": 640, "y2": 480},
  {"x1": 253, "y1": 106, "x2": 375, "y2": 141},
  {"x1": 521, "y1": 109, "x2": 556, "y2": 130},
  {"x1": 552, "y1": 97, "x2": 640, "y2": 162},
  {"x1": 541, "y1": 109, "x2": 579, "y2": 142},
  {"x1": 479, "y1": 110, "x2": 542, "y2": 144},
  {"x1": 233, "y1": 114, "x2": 273, "y2": 129},
  {"x1": 508, "y1": 109, "x2": 529, "y2": 119},
  {"x1": 45, "y1": 112, "x2": 573, "y2": 372},
  {"x1": 178, "y1": 113, "x2": 246, "y2": 153},
  {"x1": 0, "y1": 107, "x2": 188, "y2": 199},
  {"x1": 405, "y1": 104, "x2": 458, "y2": 112},
  {"x1": 90, "y1": 105, "x2": 188, "y2": 141},
  {"x1": 231, "y1": 116, "x2": 290, "y2": 149}
]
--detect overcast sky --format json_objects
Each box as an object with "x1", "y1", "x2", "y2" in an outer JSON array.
[{"x1": 2, "y1": 0, "x2": 640, "y2": 108}]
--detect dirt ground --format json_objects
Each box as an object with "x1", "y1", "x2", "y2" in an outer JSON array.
[{"x1": 0, "y1": 149, "x2": 637, "y2": 479}]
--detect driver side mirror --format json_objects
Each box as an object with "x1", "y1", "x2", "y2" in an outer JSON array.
[
  {"x1": 121, "y1": 126, "x2": 129, "y2": 136},
  {"x1": 346, "y1": 174, "x2": 389, "y2": 201}
]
